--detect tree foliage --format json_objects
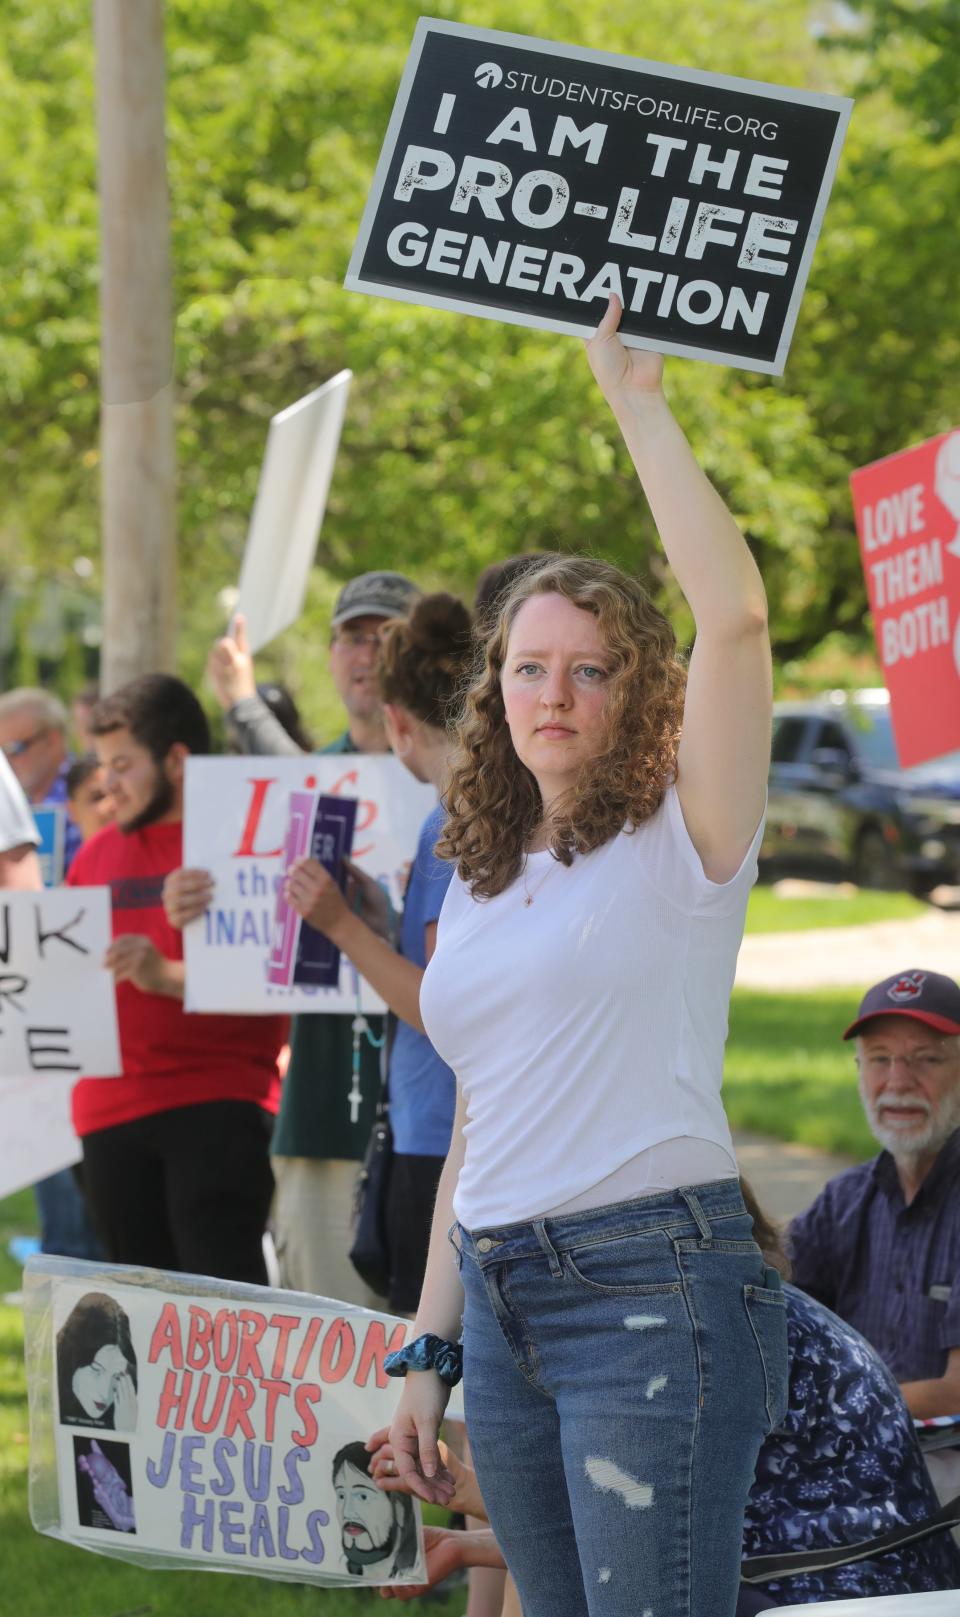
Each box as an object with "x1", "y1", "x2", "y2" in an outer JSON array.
[{"x1": 0, "y1": 0, "x2": 957, "y2": 725}]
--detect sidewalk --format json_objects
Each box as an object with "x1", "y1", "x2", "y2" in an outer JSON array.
[
  {"x1": 733, "y1": 1129, "x2": 851, "y2": 1222},
  {"x1": 736, "y1": 907, "x2": 960, "y2": 991}
]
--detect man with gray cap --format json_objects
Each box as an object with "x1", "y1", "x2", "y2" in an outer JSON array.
[
  {"x1": 201, "y1": 571, "x2": 420, "y2": 1304},
  {"x1": 207, "y1": 571, "x2": 421, "y2": 758},
  {"x1": 789, "y1": 968, "x2": 960, "y2": 1423}
]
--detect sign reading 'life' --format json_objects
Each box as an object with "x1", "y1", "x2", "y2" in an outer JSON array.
[{"x1": 346, "y1": 19, "x2": 852, "y2": 373}]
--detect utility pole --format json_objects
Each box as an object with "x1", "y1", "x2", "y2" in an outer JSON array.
[{"x1": 94, "y1": 0, "x2": 176, "y2": 692}]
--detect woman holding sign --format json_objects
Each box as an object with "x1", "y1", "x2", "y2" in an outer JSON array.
[
  {"x1": 284, "y1": 593, "x2": 474, "y2": 1317},
  {"x1": 384, "y1": 298, "x2": 786, "y2": 1617}
]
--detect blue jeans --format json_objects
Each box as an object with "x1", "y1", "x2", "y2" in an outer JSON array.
[
  {"x1": 455, "y1": 1180, "x2": 788, "y2": 1617},
  {"x1": 33, "y1": 1167, "x2": 103, "y2": 1260}
]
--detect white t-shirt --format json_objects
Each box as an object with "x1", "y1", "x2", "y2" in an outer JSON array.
[
  {"x1": 419, "y1": 785, "x2": 762, "y2": 1229},
  {"x1": 0, "y1": 753, "x2": 40, "y2": 855}
]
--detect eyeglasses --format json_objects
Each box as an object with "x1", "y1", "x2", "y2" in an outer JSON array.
[
  {"x1": 333, "y1": 629, "x2": 382, "y2": 652},
  {"x1": 2, "y1": 731, "x2": 47, "y2": 758},
  {"x1": 859, "y1": 1051, "x2": 954, "y2": 1080}
]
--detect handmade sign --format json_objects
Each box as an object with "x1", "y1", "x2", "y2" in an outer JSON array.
[
  {"x1": 850, "y1": 428, "x2": 960, "y2": 767},
  {"x1": 234, "y1": 373, "x2": 353, "y2": 654},
  {"x1": 183, "y1": 756, "x2": 435, "y2": 1014},
  {"x1": 0, "y1": 888, "x2": 120, "y2": 1080},
  {"x1": 268, "y1": 793, "x2": 358, "y2": 989},
  {"x1": 346, "y1": 19, "x2": 852, "y2": 373},
  {"x1": 25, "y1": 1256, "x2": 436, "y2": 1588},
  {"x1": 33, "y1": 806, "x2": 66, "y2": 887}
]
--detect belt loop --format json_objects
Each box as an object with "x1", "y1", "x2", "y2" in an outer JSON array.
[
  {"x1": 532, "y1": 1219, "x2": 564, "y2": 1278},
  {"x1": 447, "y1": 1222, "x2": 463, "y2": 1271},
  {"x1": 680, "y1": 1188, "x2": 713, "y2": 1243}
]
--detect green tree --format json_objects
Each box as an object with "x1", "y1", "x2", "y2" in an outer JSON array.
[{"x1": 1, "y1": 0, "x2": 957, "y2": 727}]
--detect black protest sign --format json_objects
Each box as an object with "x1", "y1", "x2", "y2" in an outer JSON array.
[
  {"x1": 346, "y1": 20, "x2": 852, "y2": 374},
  {"x1": 0, "y1": 889, "x2": 120, "y2": 1078}
]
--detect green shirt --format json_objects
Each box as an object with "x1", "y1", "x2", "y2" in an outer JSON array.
[{"x1": 270, "y1": 731, "x2": 386, "y2": 1162}]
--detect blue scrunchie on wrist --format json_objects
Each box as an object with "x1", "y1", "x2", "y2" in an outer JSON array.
[{"x1": 384, "y1": 1333, "x2": 463, "y2": 1387}]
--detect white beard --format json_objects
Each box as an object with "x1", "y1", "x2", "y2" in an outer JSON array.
[{"x1": 864, "y1": 1086, "x2": 960, "y2": 1163}]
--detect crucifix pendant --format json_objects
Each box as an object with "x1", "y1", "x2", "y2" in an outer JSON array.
[{"x1": 348, "y1": 1078, "x2": 362, "y2": 1124}]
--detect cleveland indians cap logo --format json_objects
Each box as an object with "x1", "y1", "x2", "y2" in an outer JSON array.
[{"x1": 887, "y1": 971, "x2": 927, "y2": 1002}]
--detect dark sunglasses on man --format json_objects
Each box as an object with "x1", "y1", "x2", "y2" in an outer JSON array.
[{"x1": 2, "y1": 731, "x2": 47, "y2": 758}]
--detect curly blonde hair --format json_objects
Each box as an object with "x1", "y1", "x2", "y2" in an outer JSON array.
[{"x1": 437, "y1": 556, "x2": 686, "y2": 898}]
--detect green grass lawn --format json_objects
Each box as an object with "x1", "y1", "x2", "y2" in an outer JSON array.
[
  {"x1": 0, "y1": 1186, "x2": 35, "y2": 1297},
  {"x1": 745, "y1": 883, "x2": 928, "y2": 934},
  {"x1": 725, "y1": 987, "x2": 874, "y2": 1158},
  {"x1": 0, "y1": 983, "x2": 877, "y2": 1606}
]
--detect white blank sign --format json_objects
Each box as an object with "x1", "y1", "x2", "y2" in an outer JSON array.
[
  {"x1": 0, "y1": 1075, "x2": 80, "y2": 1197},
  {"x1": 235, "y1": 371, "x2": 353, "y2": 653},
  {"x1": 799, "y1": 1600, "x2": 960, "y2": 1615}
]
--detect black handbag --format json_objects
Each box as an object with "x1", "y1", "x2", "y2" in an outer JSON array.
[{"x1": 349, "y1": 1035, "x2": 394, "y2": 1298}]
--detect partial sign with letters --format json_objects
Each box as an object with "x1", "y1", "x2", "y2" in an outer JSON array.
[
  {"x1": 25, "y1": 1257, "x2": 433, "y2": 1588},
  {"x1": 850, "y1": 428, "x2": 960, "y2": 767},
  {"x1": 346, "y1": 19, "x2": 852, "y2": 373},
  {"x1": 183, "y1": 756, "x2": 435, "y2": 1015},
  {"x1": 268, "y1": 793, "x2": 358, "y2": 990},
  {"x1": 0, "y1": 888, "x2": 120, "y2": 1080}
]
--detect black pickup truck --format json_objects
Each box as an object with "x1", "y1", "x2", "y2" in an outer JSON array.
[{"x1": 763, "y1": 692, "x2": 960, "y2": 893}]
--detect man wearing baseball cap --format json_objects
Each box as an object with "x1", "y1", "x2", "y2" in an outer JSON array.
[
  {"x1": 207, "y1": 571, "x2": 421, "y2": 758},
  {"x1": 185, "y1": 570, "x2": 421, "y2": 1304},
  {"x1": 789, "y1": 968, "x2": 960, "y2": 1426}
]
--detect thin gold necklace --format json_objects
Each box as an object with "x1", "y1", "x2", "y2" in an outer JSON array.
[{"x1": 521, "y1": 852, "x2": 558, "y2": 907}]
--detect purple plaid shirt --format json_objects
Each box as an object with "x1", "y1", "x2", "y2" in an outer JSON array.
[{"x1": 788, "y1": 1127, "x2": 960, "y2": 1383}]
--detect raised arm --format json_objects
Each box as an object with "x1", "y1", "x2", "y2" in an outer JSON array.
[
  {"x1": 206, "y1": 614, "x2": 308, "y2": 759},
  {"x1": 586, "y1": 298, "x2": 771, "y2": 882}
]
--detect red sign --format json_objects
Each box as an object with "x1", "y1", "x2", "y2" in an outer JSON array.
[{"x1": 850, "y1": 427, "x2": 960, "y2": 767}]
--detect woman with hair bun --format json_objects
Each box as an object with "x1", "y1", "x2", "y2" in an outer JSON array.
[
  {"x1": 285, "y1": 592, "x2": 473, "y2": 1315},
  {"x1": 384, "y1": 299, "x2": 788, "y2": 1617}
]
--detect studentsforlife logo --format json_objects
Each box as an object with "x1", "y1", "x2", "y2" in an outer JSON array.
[{"x1": 466, "y1": 56, "x2": 779, "y2": 139}]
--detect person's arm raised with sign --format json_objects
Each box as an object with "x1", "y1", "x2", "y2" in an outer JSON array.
[
  {"x1": 207, "y1": 614, "x2": 308, "y2": 758},
  {"x1": 586, "y1": 295, "x2": 771, "y2": 874},
  {"x1": 388, "y1": 301, "x2": 777, "y2": 1617}
]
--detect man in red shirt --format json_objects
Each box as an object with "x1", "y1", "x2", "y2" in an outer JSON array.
[{"x1": 67, "y1": 674, "x2": 286, "y2": 1283}]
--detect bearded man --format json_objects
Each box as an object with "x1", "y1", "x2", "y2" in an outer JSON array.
[
  {"x1": 789, "y1": 969, "x2": 960, "y2": 1427},
  {"x1": 66, "y1": 675, "x2": 286, "y2": 1283},
  {"x1": 331, "y1": 1441, "x2": 418, "y2": 1580}
]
